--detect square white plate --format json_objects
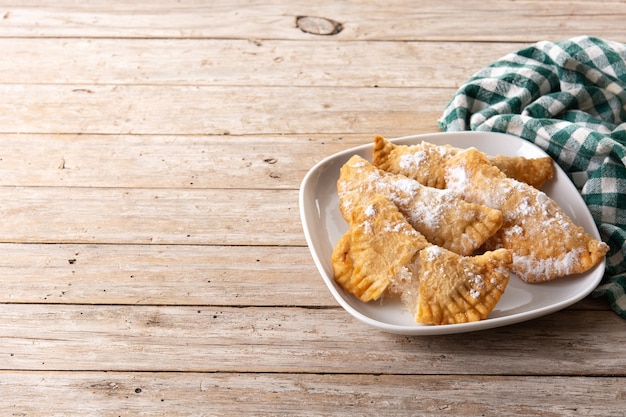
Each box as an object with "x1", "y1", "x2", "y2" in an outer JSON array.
[{"x1": 299, "y1": 132, "x2": 606, "y2": 335}]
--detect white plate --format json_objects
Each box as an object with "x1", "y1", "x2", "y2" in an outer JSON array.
[{"x1": 299, "y1": 131, "x2": 606, "y2": 335}]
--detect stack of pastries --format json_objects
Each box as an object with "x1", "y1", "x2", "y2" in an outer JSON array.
[{"x1": 331, "y1": 136, "x2": 609, "y2": 325}]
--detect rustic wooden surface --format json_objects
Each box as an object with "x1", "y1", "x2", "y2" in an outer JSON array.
[{"x1": 0, "y1": 1, "x2": 625, "y2": 416}]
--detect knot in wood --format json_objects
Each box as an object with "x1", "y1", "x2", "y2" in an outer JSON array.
[{"x1": 296, "y1": 16, "x2": 343, "y2": 36}]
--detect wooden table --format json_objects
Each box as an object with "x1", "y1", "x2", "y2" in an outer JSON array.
[{"x1": 0, "y1": 1, "x2": 624, "y2": 415}]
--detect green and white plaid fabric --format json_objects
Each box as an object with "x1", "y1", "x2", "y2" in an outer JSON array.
[{"x1": 439, "y1": 36, "x2": 626, "y2": 318}]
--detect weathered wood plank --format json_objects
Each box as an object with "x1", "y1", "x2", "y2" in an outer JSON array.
[
  {"x1": 0, "y1": 38, "x2": 524, "y2": 88},
  {"x1": 0, "y1": 243, "x2": 334, "y2": 306},
  {"x1": 0, "y1": 0, "x2": 624, "y2": 42},
  {"x1": 0, "y1": 371, "x2": 623, "y2": 417},
  {"x1": 0, "y1": 134, "x2": 369, "y2": 189},
  {"x1": 0, "y1": 187, "x2": 303, "y2": 245},
  {"x1": 0, "y1": 84, "x2": 447, "y2": 135},
  {"x1": 0, "y1": 242, "x2": 610, "y2": 310},
  {"x1": 1, "y1": 305, "x2": 623, "y2": 375},
  {"x1": 0, "y1": 1, "x2": 622, "y2": 416}
]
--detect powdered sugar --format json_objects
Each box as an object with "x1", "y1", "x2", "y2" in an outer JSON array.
[
  {"x1": 384, "y1": 221, "x2": 405, "y2": 233},
  {"x1": 390, "y1": 177, "x2": 422, "y2": 196},
  {"x1": 513, "y1": 248, "x2": 584, "y2": 280},
  {"x1": 466, "y1": 270, "x2": 485, "y2": 299},
  {"x1": 444, "y1": 165, "x2": 470, "y2": 195},
  {"x1": 442, "y1": 149, "x2": 607, "y2": 283},
  {"x1": 364, "y1": 203, "x2": 377, "y2": 218},
  {"x1": 423, "y1": 245, "x2": 444, "y2": 261},
  {"x1": 505, "y1": 224, "x2": 524, "y2": 238},
  {"x1": 468, "y1": 272, "x2": 485, "y2": 288},
  {"x1": 339, "y1": 156, "x2": 461, "y2": 234},
  {"x1": 358, "y1": 203, "x2": 377, "y2": 234},
  {"x1": 399, "y1": 150, "x2": 427, "y2": 170},
  {"x1": 398, "y1": 190, "x2": 444, "y2": 230},
  {"x1": 360, "y1": 220, "x2": 373, "y2": 234}
]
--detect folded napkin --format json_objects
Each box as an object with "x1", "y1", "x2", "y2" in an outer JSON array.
[{"x1": 439, "y1": 36, "x2": 626, "y2": 318}]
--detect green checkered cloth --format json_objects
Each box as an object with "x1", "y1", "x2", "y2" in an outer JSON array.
[{"x1": 439, "y1": 36, "x2": 626, "y2": 318}]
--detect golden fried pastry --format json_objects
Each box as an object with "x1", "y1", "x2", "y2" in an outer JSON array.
[
  {"x1": 331, "y1": 232, "x2": 354, "y2": 292},
  {"x1": 372, "y1": 135, "x2": 554, "y2": 189},
  {"x1": 373, "y1": 135, "x2": 454, "y2": 188},
  {"x1": 413, "y1": 246, "x2": 512, "y2": 325},
  {"x1": 337, "y1": 155, "x2": 503, "y2": 256},
  {"x1": 444, "y1": 148, "x2": 609, "y2": 283},
  {"x1": 329, "y1": 136, "x2": 608, "y2": 325},
  {"x1": 332, "y1": 193, "x2": 513, "y2": 323},
  {"x1": 339, "y1": 194, "x2": 428, "y2": 302},
  {"x1": 489, "y1": 154, "x2": 554, "y2": 189}
]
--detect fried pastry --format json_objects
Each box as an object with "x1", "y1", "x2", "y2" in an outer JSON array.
[
  {"x1": 412, "y1": 246, "x2": 512, "y2": 325},
  {"x1": 489, "y1": 154, "x2": 554, "y2": 189},
  {"x1": 444, "y1": 148, "x2": 609, "y2": 283},
  {"x1": 372, "y1": 135, "x2": 554, "y2": 189},
  {"x1": 337, "y1": 194, "x2": 428, "y2": 302},
  {"x1": 329, "y1": 136, "x2": 608, "y2": 325},
  {"x1": 331, "y1": 232, "x2": 355, "y2": 292},
  {"x1": 337, "y1": 155, "x2": 503, "y2": 256},
  {"x1": 332, "y1": 194, "x2": 513, "y2": 323},
  {"x1": 373, "y1": 135, "x2": 454, "y2": 188}
]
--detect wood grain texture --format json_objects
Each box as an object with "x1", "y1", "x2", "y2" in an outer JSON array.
[
  {"x1": 0, "y1": 1, "x2": 624, "y2": 416},
  {"x1": 0, "y1": 305, "x2": 624, "y2": 375},
  {"x1": 0, "y1": 0, "x2": 625, "y2": 42},
  {"x1": 0, "y1": 38, "x2": 524, "y2": 88},
  {"x1": 0, "y1": 134, "x2": 366, "y2": 189},
  {"x1": 0, "y1": 187, "x2": 302, "y2": 245},
  {"x1": 0, "y1": 372, "x2": 623, "y2": 417},
  {"x1": 0, "y1": 241, "x2": 611, "y2": 309},
  {"x1": 0, "y1": 84, "x2": 447, "y2": 135},
  {"x1": 0, "y1": 243, "x2": 334, "y2": 306}
]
